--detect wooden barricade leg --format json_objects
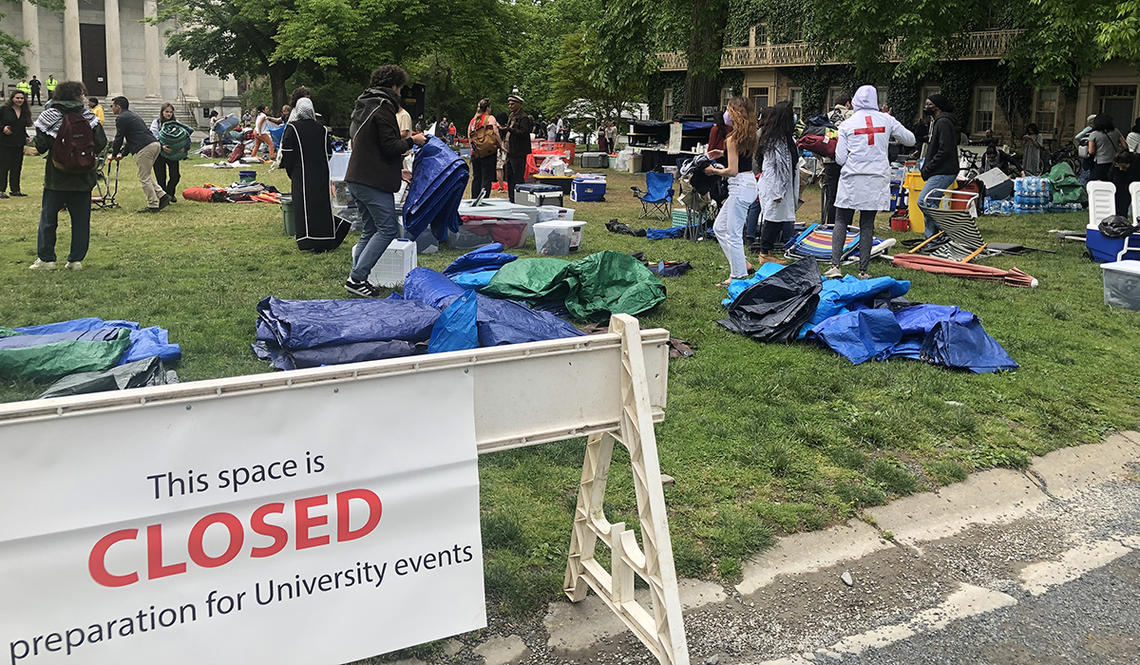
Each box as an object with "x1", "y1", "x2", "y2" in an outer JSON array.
[{"x1": 563, "y1": 314, "x2": 689, "y2": 665}]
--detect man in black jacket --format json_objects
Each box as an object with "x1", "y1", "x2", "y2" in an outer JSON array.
[
  {"x1": 109, "y1": 96, "x2": 169, "y2": 213},
  {"x1": 503, "y1": 93, "x2": 533, "y2": 203},
  {"x1": 344, "y1": 65, "x2": 427, "y2": 297},
  {"x1": 917, "y1": 93, "x2": 958, "y2": 238}
]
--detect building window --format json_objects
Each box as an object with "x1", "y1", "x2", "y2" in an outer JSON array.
[
  {"x1": 721, "y1": 86, "x2": 734, "y2": 109},
  {"x1": 1035, "y1": 88, "x2": 1058, "y2": 132},
  {"x1": 876, "y1": 86, "x2": 889, "y2": 108},
  {"x1": 826, "y1": 87, "x2": 846, "y2": 110},
  {"x1": 748, "y1": 86, "x2": 769, "y2": 112},
  {"x1": 662, "y1": 88, "x2": 673, "y2": 121},
  {"x1": 973, "y1": 86, "x2": 996, "y2": 133},
  {"x1": 753, "y1": 23, "x2": 767, "y2": 46},
  {"x1": 789, "y1": 88, "x2": 803, "y2": 118},
  {"x1": 1094, "y1": 85, "x2": 1137, "y2": 135}
]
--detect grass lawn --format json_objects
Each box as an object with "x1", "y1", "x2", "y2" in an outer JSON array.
[{"x1": 2, "y1": 154, "x2": 1139, "y2": 618}]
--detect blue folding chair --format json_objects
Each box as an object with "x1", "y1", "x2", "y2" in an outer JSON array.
[{"x1": 631, "y1": 171, "x2": 674, "y2": 221}]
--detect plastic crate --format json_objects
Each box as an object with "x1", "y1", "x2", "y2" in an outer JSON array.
[
  {"x1": 534, "y1": 220, "x2": 586, "y2": 256},
  {"x1": 671, "y1": 209, "x2": 688, "y2": 228},
  {"x1": 1102, "y1": 260, "x2": 1140, "y2": 310},
  {"x1": 536, "y1": 205, "x2": 575, "y2": 222},
  {"x1": 571, "y1": 178, "x2": 606, "y2": 202},
  {"x1": 351, "y1": 238, "x2": 417, "y2": 287},
  {"x1": 451, "y1": 218, "x2": 529, "y2": 250}
]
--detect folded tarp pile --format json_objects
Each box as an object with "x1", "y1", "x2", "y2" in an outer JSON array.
[
  {"x1": 404, "y1": 135, "x2": 469, "y2": 241},
  {"x1": 253, "y1": 297, "x2": 440, "y2": 370},
  {"x1": 443, "y1": 243, "x2": 516, "y2": 290},
  {"x1": 719, "y1": 258, "x2": 1017, "y2": 372},
  {"x1": 0, "y1": 317, "x2": 182, "y2": 395}
]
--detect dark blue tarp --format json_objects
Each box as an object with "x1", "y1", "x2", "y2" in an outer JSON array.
[
  {"x1": 401, "y1": 268, "x2": 584, "y2": 347},
  {"x1": 802, "y1": 274, "x2": 910, "y2": 338},
  {"x1": 404, "y1": 135, "x2": 469, "y2": 241},
  {"x1": 808, "y1": 304, "x2": 1017, "y2": 372},
  {"x1": 443, "y1": 243, "x2": 516, "y2": 276},
  {"x1": 14, "y1": 317, "x2": 181, "y2": 364},
  {"x1": 646, "y1": 227, "x2": 686, "y2": 240}
]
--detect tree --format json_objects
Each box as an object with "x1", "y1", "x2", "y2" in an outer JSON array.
[
  {"x1": 1095, "y1": 0, "x2": 1140, "y2": 62},
  {"x1": 681, "y1": 0, "x2": 729, "y2": 114},
  {"x1": 0, "y1": 0, "x2": 61, "y2": 79},
  {"x1": 547, "y1": 31, "x2": 645, "y2": 141}
]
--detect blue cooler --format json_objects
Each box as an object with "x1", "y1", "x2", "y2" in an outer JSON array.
[
  {"x1": 572, "y1": 177, "x2": 607, "y2": 202},
  {"x1": 1086, "y1": 227, "x2": 1140, "y2": 263}
]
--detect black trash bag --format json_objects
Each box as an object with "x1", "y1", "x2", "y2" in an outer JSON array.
[
  {"x1": 718, "y1": 257, "x2": 822, "y2": 342},
  {"x1": 605, "y1": 219, "x2": 646, "y2": 237},
  {"x1": 39, "y1": 355, "x2": 178, "y2": 398},
  {"x1": 1099, "y1": 215, "x2": 1139, "y2": 239}
]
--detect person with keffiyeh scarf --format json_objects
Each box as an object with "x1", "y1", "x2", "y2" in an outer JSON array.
[{"x1": 28, "y1": 80, "x2": 106, "y2": 271}]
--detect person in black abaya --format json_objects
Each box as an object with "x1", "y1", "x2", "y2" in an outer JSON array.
[{"x1": 280, "y1": 97, "x2": 349, "y2": 251}]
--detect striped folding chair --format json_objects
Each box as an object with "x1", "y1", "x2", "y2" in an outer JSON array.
[{"x1": 911, "y1": 189, "x2": 996, "y2": 263}]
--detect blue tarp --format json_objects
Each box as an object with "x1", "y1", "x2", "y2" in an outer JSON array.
[
  {"x1": 404, "y1": 135, "x2": 469, "y2": 241},
  {"x1": 807, "y1": 304, "x2": 1017, "y2": 373},
  {"x1": 400, "y1": 268, "x2": 584, "y2": 348},
  {"x1": 13, "y1": 317, "x2": 181, "y2": 364},
  {"x1": 646, "y1": 227, "x2": 686, "y2": 240},
  {"x1": 802, "y1": 274, "x2": 910, "y2": 337},
  {"x1": 427, "y1": 291, "x2": 479, "y2": 354},
  {"x1": 443, "y1": 243, "x2": 516, "y2": 276},
  {"x1": 450, "y1": 270, "x2": 498, "y2": 290},
  {"x1": 252, "y1": 296, "x2": 440, "y2": 370},
  {"x1": 722, "y1": 263, "x2": 787, "y2": 305}
]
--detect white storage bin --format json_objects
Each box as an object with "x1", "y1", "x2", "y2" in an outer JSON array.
[
  {"x1": 351, "y1": 238, "x2": 418, "y2": 287},
  {"x1": 534, "y1": 220, "x2": 586, "y2": 256},
  {"x1": 536, "y1": 205, "x2": 575, "y2": 222},
  {"x1": 1101, "y1": 260, "x2": 1140, "y2": 311}
]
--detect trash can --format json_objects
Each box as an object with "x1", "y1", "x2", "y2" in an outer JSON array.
[
  {"x1": 281, "y1": 194, "x2": 295, "y2": 236},
  {"x1": 902, "y1": 171, "x2": 926, "y2": 234}
]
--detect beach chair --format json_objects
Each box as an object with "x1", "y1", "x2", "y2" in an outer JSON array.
[
  {"x1": 910, "y1": 189, "x2": 996, "y2": 263},
  {"x1": 631, "y1": 171, "x2": 673, "y2": 221},
  {"x1": 784, "y1": 223, "x2": 895, "y2": 264}
]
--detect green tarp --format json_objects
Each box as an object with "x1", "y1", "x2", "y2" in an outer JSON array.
[
  {"x1": 0, "y1": 328, "x2": 131, "y2": 380},
  {"x1": 482, "y1": 251, "x2": 667, "y2": 321},
  {"x1": 1048, "y1": 162, "x2": 1086, "y2": 205}
]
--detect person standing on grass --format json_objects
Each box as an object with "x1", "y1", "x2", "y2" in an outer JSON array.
[
  {"x1": 468, "y1": 98, "x2": 502, "y2": 198},
  {"x1": 755, "y1": 101, "x2": 800, "y2": 264},
  {"x1": 29, "y1": 80, "x2": 107, "y2": 271},
  {"x1": 917, "y1": 94, "x2": 957, "y2": 238},
  {"x1": 1088, "y1": 114, "x2": 1122, "y2": 182},
  {"x1": 149, "y1": 103, "x2": 183, "y2": 202},
  {"x1": 0, "y1": 89, "x2": 33, "y2": 198},
  {"x1": 503, "y1": 93, "x2": 533, "y2": 203},
  {"x1": 343, "y1": 65, "x2": 428, "y2": 297},
  {"x1": 706, "y1": 96, "x2": 759, "y2": 287},
  {"x1": 109, "y1": 96, "x2": 169, "y2": 213},
  {"x1": 282, "y1": 97, "x2": 348, "y2": 252},
  {"x1": 250, "y1": 105, "x2": 277, "y2": 160},
  {"x1": 825, "y1": 85, "x2": 915, "y2": 281}
]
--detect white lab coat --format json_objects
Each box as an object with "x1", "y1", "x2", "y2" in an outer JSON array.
[{"x1": 834, "y1": 109, "x2": 915, "y2": 211}]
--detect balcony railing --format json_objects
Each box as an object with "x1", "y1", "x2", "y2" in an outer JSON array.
[{"x1": 657, "y1": 30, "x2": 1024, "y2": 71}]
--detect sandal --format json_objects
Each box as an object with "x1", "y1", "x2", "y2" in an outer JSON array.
[{"x1": 714, "y1": 280, "x2": 733, "y2": 288}]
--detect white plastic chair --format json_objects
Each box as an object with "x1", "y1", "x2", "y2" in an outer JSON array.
[{"x1": 1086, "y1": 181, "x2": 1116, "y2": 230}]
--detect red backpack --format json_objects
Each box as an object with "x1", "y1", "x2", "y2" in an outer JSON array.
[{"x1": 53, "y1": 112, "x2": 97, "y2": 172}]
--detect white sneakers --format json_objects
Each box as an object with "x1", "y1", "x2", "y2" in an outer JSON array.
[
  {"x1": 29, "y1": 260, "x2": 83, "y2": 270},
  {"x1": 823, "y1": 265, "x2": 842, "y2": 279}
]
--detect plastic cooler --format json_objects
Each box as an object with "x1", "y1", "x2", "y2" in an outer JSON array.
[
  {"x1": 451, "y1": 217, "x2": 530, "y2": 250},
  {"x1": 571, "y1": 176, "x2": 606, "y2": 202},
  {"x1": 350, "y1": 238, "x2": 417, "y2": 288},
  {"x1": 536, "y1": 205, "x2": 574, "y2": 222},
  {"x1": 535, "y1": 220, "x2": 586, "y2": 256},
  {"x1": 579, "y1": 152, "x2": 608, "y2": 168},
  {"x1": 1101, "y1": 260, "x2": 1140, "y2": 310},
  {"x1": 516, "y1": 183, "x2": 564, "y2": 207},
  {"x1": 903, "y1": 170, "x2": 926, "y2": 234},
  {"x1": 533, "y1": 174, "x2": 575, "y2": 195}
]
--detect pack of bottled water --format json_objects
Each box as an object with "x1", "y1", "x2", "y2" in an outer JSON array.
[{"x1": 1012, "y1": 176, "x2": 1052, "y2": 206}]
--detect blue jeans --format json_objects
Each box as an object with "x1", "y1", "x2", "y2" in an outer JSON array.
[
  {"x1": 744, "y1": 199, "x2": 761, "y2": 244},
  {"x1": 38, "y1": 189, "x2": 91, "y2": 262},
  {"x1": 348, "y1": 182, "x2": 398, "y2": 283},
  {"x1": 918, "y1": 174, "x2": 956, "y2": 238}
]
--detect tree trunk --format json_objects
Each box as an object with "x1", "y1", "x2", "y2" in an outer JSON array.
[
  {"x1": 682, "y1": 0, "x2": 729, "y2": 115},
  {"x1": 268, "y1": 61, "x2": 295, "y2": 113}
]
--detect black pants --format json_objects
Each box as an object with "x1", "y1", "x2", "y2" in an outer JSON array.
[
  {"x1": 153, "y1": 155, "x2": 180, "y2": 199},
  {"x1": 822, "y1": 162, "x2": 841, "y2": 226},
  {"x1": 30, "y1": 90, "x2": 41, "y2": 105},
  {"x1": 759, "y1": 220, "x2": 794, "y2": 254},
  {"x1": 1092, "y1": 162, "x2": 1113, "y2": 182},
  {"x1": 470, "y1": 154, "x2": 495, "y2": 198},
  {"x1": 37, "y1": 189, "x2": 91, "y2": 262},
  {"x1": 0, "y1": 145, "x2": 24, "y2": 193},
  {"x1": 504, "y1": 155, "x2": 526, "y2": 203},
  {"x1": 833, "y1": 208, "x2": 877, "y2": 272}
]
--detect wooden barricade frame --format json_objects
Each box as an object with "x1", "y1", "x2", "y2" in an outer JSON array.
[{"x1": 0, "y1": 314, "x2": 689, "y2": 665}]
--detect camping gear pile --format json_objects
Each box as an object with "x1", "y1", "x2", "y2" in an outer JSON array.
[
  {"x1": 251, "y1": 246, "x2": 667, "y2": 370},
  {"x1": 182, "y1": 181, "x2": 281, "y2": 203},
  {"x1": 983, "y1": 165, "x2": 1086, "y2": 215},
  {"x1": 719, "y1": 258, "x2": 1018, "y2": 373},
  {"x1": 0, "y1": 318, "x2": 181, "y2": 396}
]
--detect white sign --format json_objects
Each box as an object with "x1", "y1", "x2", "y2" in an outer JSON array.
[
  {"x1": 668, "y1": 122, "x2": 682, "y2": 154},
  {"x1": 0, "y1": 369, "x2": 484, "y2": 665}
]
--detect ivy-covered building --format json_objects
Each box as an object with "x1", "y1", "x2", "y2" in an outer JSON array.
[{"x1": 653, "y1": 28, "x2": 1140, "y2": 144}]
